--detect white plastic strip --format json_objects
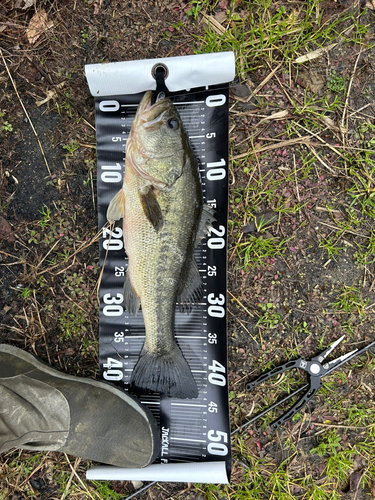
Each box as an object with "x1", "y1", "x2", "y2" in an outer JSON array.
[
  {"x1": 86, "y1": 461, "x2": 229, "y2": 483},
  {"x1": 85, "y1": 52, "x2": 235, "y2": 96}
]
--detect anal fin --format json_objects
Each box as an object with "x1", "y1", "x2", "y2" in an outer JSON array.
[
  {"x1": 177, "y1": 259, "x2": 204, "y2": 311},
  {"x1": 123, "y1": 272, "x2": 140, "y2": 316}
]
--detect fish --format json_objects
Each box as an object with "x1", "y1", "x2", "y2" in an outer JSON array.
[{"x1": 107, "y1": 90, "x2": 215, "y2": 399}]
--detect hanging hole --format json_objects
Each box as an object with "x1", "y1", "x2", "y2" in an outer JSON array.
[{"x1": 151, "y1": 63, "x2": 169, "y2": 80}]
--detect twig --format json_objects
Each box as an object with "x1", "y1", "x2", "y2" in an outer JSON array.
[
  {"x1": 348, "y1": 101, "x2": 375, "y2": 118},
  {"x1": 34, "y1": 240, "x2": 60, "y2": 272},
  {"x1": 35, "y1": 224, "x2": 108, "y2": 276},
  {"x1": 240, "y1": 63, "x2": 282, "y2": 103},
  {"x1": 202, "y1": 12, "x2": 227, "y2": 35},
  {"x1": 63, "y1": 455, "x2": 94, "y2": 500},
  {"x1": 0, "y1": 49, "x2": 52, "y2": 178},
  {"x1": 316, "y1": 220, "x2": 370, "y2": 238},
  {"x1": 291, "y1": 124, "x2": 337, "y2": 175},
  {"x1": 228, "y1": 309, "x2": 257, "y2": 342},
  {"x1": 228, "y1": 290, "x2": 255, "y2": 318},
  {"x1": 60, "y1": 457, "x2": 77, "y2": 500},
  {"x1": 95, "y1": 223, "x2": 113, "y2": 306},
  {"x1": 33, "y1": 291, "x2": 51, "y2": 365},
  {"x1": 125, "y1": 482, "x2": 157, "y2": 500},
  {"x1": 231, "y1": 136, "x2": 312, "y2": 160},
  {"x1": 89, "y1": 169, "x2": 96, "y2": 211},
  {"x1": 308, "y1": 145, "x2": 337, "y2": 175},
  {"x1": 229, "y1": 232, "x2": 243, "y2": 261},
  {"x1": 341, "y1": 49, "x2": 363, "y2": 136},
  {"x1": 266, "y1": 60, "x2": 300, "y2": 107},
  {"x1": 293, "y1": 154, "x2": 301, "y2": 203},
  {"x1": 293, "y1": 122, "x2": 345, "y2": 159},
  {"x1": 313, "y1": 422, "x2": 375, "y2": 430}
]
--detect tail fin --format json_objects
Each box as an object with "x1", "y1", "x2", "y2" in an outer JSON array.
[{"x1": 129, "y1": 345, "x2": 198, "y2": 399}]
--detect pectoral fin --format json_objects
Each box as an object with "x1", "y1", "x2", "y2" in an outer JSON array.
[
  {"x1": 107, "y1": 189, "x2": 126, "y2": 222},
  {"x1": 139, "y1": 185, "x2": 163, "y2": 232}
]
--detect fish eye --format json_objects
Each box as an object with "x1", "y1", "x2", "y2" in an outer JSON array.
[{"x1": 167, "y1": 119, "x2": 179, "y2": 130}]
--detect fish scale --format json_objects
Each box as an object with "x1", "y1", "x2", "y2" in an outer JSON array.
[{"x1": 96, "y1": 87, "x2": 230, "y2": 469}]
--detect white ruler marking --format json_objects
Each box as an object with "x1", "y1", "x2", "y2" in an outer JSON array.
[
  {"x1": 171, "y1": 403, "x2": 207, "y2": 407},
  {"x1": 170, "y1": 437, "x2": 206, "y2": 443}
]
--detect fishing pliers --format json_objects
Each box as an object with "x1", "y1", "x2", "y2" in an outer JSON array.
[{"x1": 235, "y1": 335, "x2": 375, "y2": 433}]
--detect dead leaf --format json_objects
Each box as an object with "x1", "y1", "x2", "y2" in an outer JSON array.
[
  {"x1": 27, "y1": 9, "x2": 53, "y2": 45},
  {"x1": 370, "y1": 479, "x2": 375, "y2": 498},
  {"x1": 131, "y1": 480, "x2": 144, "y2": 490},
  {"x1": 231, "y1": 83, "x2": 252, "y2": 100},
  {"x1": 257, "y1": 109, "x2": 289, "y2": 126},
  {"x1": 15, "y1": 0, "x2": 35, "y2": 9},
  {"x1": 295, "y1": 70, "x2": 325, "y2": 93},
  {"x1": 63, "y1": 348, "x2": 75, "y2": 356},
  {"x1": 350, "y1": 470, "x2": 364, "y2": 491},
  {"x1": 202, "y1": 12, "x2": 226, "y2": 34},
  {"x1": 294, "y1": 43, "x2": 337, "y2": 63},
  {"x1": 36, "y1": 90, "x2": 57, "y2": 107},
  {"x1": 321, "y1": 116, "x2": 348, "y2": 134},
  {"x1": 0, "y1": 215, "x2": 15, "y2": 244},
  {"x1": 214, "y1": 11, "x2": 227, "y2": 23}
]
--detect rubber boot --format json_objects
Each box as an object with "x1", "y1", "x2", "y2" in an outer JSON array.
[{"x1": 0, "y1": 344, "x2": 160, "y2": 467}]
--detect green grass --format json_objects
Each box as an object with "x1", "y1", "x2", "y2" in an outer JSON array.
[
  {"x1": 194, "y1": 0, "x2": 369, "y2": 77},
  {"x1": 331, "y1": 285, "x2": 368, "y2": 316},
  {"x1": 237, "y1": 234, "x2": 288, "y2": 271}
]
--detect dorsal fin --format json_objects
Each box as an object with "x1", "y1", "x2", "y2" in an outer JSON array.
[{"x1": 194, "y1": 204, "x2": 216, "y2": 247}]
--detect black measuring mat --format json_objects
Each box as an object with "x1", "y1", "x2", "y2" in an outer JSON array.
[{"x1": 94, "y1": 84, "x2": 231, "y2": 480}]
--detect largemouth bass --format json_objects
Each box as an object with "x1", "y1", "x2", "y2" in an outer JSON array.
[{"x1": 107, "y1": 91, "x2": 214, "y2": 399}]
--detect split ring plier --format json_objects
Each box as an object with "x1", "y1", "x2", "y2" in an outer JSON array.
[{"x1": 233, "y1": 335, "x2": 375, "y2": 434}]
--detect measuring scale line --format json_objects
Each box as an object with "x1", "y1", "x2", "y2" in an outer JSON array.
[
  {"x1": 170, "y1": 411, "x2": 206, "y2": 418},
  {"x1": 174, "y1": 101, "x2": 205, "y2": 105},
  {"x1": 170, "y1": 414, "x2": 206, "y2": 422},
  {"x1": 170, "y1": 418, "x2": 206, "y2": 424},
  {"x1": 170, "y1": 458, "x2": 201, "y2": 463},
  {"x1": 175, "y1": 336, "x2": 206, "y2": 339},
  {"x1": 170, "y1": 451, "x2": 203, "y2": 459},
  {"x1": 171, "y1": 403, "x2": 207, "y2": 407},
  {"x1": 170, "y1": 437, "x2": 206, "y2": 443},
  {"x1": 170, "y1": 453, "x2": 203, "y2": 460}
]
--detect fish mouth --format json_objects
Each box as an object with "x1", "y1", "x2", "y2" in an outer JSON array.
[{"x1": 137, "y1": 90, "x2": 172, "y2": 125}]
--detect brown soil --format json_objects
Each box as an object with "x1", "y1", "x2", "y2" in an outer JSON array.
[{"x1": 1, "y1": 0, "x2": 375, "y2": 499}]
